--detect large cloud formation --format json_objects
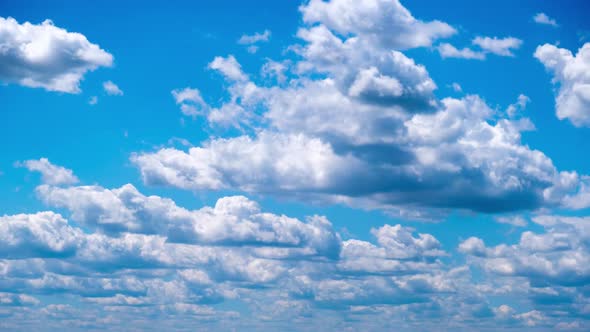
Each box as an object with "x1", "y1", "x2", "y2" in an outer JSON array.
[
  {"x1": 0, "y1": 17, "x2": 113, "y2": 93},
  {"x1": 535, "y1": 43, "x2": 590, "y2": 127},
  {"x1": 133, "y1": 0, "x2": 590, "y2": 217},
  {"x1": 4, "y1": 160, "x2": 584, "y2": 330}
]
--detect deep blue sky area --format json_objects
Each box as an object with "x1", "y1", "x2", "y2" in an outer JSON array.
[{"x1": 1, "y1": 1, "x2": 590, "y2": 331}]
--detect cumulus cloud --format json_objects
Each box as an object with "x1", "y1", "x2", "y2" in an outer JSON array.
[
  {"x1": 300, "y1": 0, "x2": 456, "y2": 50},
  {"x1": 472, "y1": 36, "x2": 522, "y2": 57},
  {"x1": 17, "y1": 158, "x2": 79, "y2": 185},
  {"x1": 35, "y1": 183, "x2": 341, "y2": 257},
  {"x1": 535, "y1": 43, "x2": 590, "y2": 127},
  {"x1": 437, "y1": 43, "x2": 485, "y2": 60},
  {"x1": 0, "y1": 17, "x2": 113, "y2": 93},
  {"x1": 460, "y1": 214, "x2": 590, "y2": 324},
  {"x1": 533, "y1": 13, "x2": 558, "y2": 27},
  {"x1": 1, "y1": 172, "x2": 507, "y2": 330},
  {"x1": 103, "y1": 80, "x2": 123, "y2": 95},
  {"x1": 133, "y1": 0, "x2": 590, "y2": 216}
]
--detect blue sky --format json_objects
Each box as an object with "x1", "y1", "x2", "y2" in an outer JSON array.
[{"x1": 1, "y1": 0, "x2": 590, "y2": 330}]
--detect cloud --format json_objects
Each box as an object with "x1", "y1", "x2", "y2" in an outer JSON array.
[
  {"x1": 535, "y1": 43, "x2": 590, "y2": 127},
  {"x1": 208, "y1": 55, "x2": 248, "y2": 81},
  {"x1": 171, "y1": 87, "x2": 209, "y2": 117},
  {"x1": 494, "y1": 215, "x2": 528, "y2": 227},
  {"x1": 0, "y1": 212, "x2": 81, "y2": 259},
  {"x1": 0, "y1": 17, "x2": 113, "y2": 93},
  {"x1": 460, "y1": 214, "x2": 590, "y2": 323},
  {"x1": 300, "y1": 0, "x2": 456, "y2": 50},
  {"x1": 36, "y1": 183, "x2": 341, "y2": 257},
  {"x1": 505, "y1": 94, "x2": 530, "y2": 118},
  {"x1": 88, "y1": 96, "x2": 98, "y2": 105},
  {"x1": 17, "y1": 158, "x2": 79, "y2": 185},
  {"x1": 134, "y1": 92, "x2": 584, "y2": 214},
  {"x1": 437, "y1": 43, "x2": 486, "y2": 60},
  {"x1": 533, "y1": 13, "x2": 558, "y2": 27},
  {"x1": 103, "y1": 80, "x2": 123, "y2": 95},
  {"x1": 130, "y1": 1, "x2": 590, "y2": 219},
  {"x1": 238, "y1": 30, "x2": 271, "y2": 45},
  {"x1": 472, "y1": 36, "x2": 523, "y2": 57}
]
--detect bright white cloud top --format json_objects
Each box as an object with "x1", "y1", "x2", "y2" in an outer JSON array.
[{"x1": 0, "y1": 17, "x2": 113, "y2": 93}]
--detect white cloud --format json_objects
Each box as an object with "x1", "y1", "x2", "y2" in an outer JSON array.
[
  {"x1": 238, "y1": 30, "x2": 271, "y2": 45},
  {"x1": 0, "y1": 17, "x2": 113, "y2": 93},
  {"x1": 535, "y1": 43, "x2": 590, "y2": 127},
  {"x1": 36, "y1": 183, "x2": 341, "y2": 257},
  {"x1": 472, "y1": 36, "x2": 523, "y2": 57},
  {"x1": 103, "y1": 80, "x2": 123, "y2": 95},
  {"x1": 171, "y1": 87, "x2": 209, "y2": 117},
  {"x1": 505, "y1": 94, "x2": 530, "y2": 118},
  {"x1": 533, "y1": 13, "x2": 558, "y2": 27},
  {"x1": 495, "y1": 215, "x2": 528, "y2": 227},
  {"x1": 301, "y1": 0, "x2": 456, "y2": 50},
  {"x1": 437, "y1": 43, "x2": 485, "y2": 60},
  {"x1": 0, "y1": 212, "x2": 81, "y2": 259},
  {"x1": 88, "y1": 96, "x2": 98, "y2": 105},
  {"x1": 18, "y1": 158, "x2": 79, "y2": 185},
  {"x1": 208, "y1": 55, "x2": 248, "y2": 81}
]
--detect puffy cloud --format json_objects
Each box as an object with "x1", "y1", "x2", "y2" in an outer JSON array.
[
  {"x1": 461, "y1": 214, "x2": 590, "y2": 286},
  {"x1": 535, "y1": 43, "x2": 590, "y2": 127},
  {"x1": 208, "y1": 55, "x2": 248, "y2": 81},
  {"x1": 171, "y1": 87, "x2": 209, "y2": 117},
  {"x1": 0, "y1": 17, "x2": 113, "y2": 93},
  {"x1": 300, "y1": 0, "x2": 456, "y2": 50},
  {"x1": 437, "y1": 43, "x2": 485, "y2": 60},
  {"x1": 17, "y1": 158, "x2": 79, "y2": 185},
  {"x1": 137, "y1": 1, "x2": 590, "y2": 216},
  {"x1": 0, "y1": 212, "x2": 81, "y2": 259},
  {"x1": 472, "y1": 36, "x2": 522, "y2": 57},
  {"x1": 103, "y1": 80, "x2": 123, "y2": 95},
  {"x1": 533, "y1": 13, "x2": 558, "y2": 27},
  {"x1": 36, "y1": 183, "x2": 341, "y2": 257},
  {"x1": 135, "y1": 92, "x2": 581, "y2": 214}
]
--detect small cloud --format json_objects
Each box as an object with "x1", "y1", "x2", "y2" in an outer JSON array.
[
  {"x1": 472, "y1": 36, "x2": 522, "y2": 57},
  {"x1": 451, "y1": 82, "x2": 462, "y2": 92},
  {"x1": 238, "y1": 30, "x2": 271, "y2": 45},
  {"x1": 437, "y1": 43, "x2": 485, "y2": 60},
  {"x1": 495, "y1": 215, "x2": 528, "y2": 227},
  {"x1": 88, "y1": 96, "x2": 98, "y2": 105},
  {"x1": 171, "y1": 87, "x2": 209, "y2": 117},
  {"x1": 16, "y1": 158, "x2": 79, "y2": 185},
  {"x1": 505, "y1": 94, "x2": 530, "y2": 117},
  {"x1": 246, "y1": 45, "x2": 259, "y2": 54},
  {"x1": 103, "y1": 80, "x2": 124, "y2": 96},
  {"x1": 533, "y1": 13, "x2": 558, "y2": 27}
]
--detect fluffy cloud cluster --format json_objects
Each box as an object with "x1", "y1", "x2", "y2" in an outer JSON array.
[
  {"x1": 0, "y1": 17, "x2": 113, "y2": 93},
  {"x1": 135, "y1": 0, "x2": 589, "y2": 217},
  {"x1": 3, "y1": 162, "x2": 541, "y2": 330},
  {"x1": 460, "y1": 215, "x2": 590, "y2": 325},
  {"x1": 535, "y1": 43, "x2": 590, "y2": 127}
]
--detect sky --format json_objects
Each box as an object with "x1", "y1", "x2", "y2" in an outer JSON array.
[{"x1": 1, "y1": 0, "x2": 590, "y2": 330}]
